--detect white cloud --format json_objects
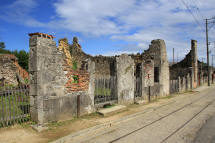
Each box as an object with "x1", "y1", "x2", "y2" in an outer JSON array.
[
  {"x1": 1, "y1": 0, "x2": 215, "y2": 60},
  {"x1": 52, "y1": 0, "x2": 136, "y2": 36},
  {"x1": 51, "y1": 0, "x2": 215, "y2": 59}
]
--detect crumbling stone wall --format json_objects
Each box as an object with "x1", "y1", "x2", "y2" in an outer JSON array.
[
  {"x1": 143, "y1": 39, "x2": 170, "y2": 96},
  {"x1": 29, "y1": 33, "x2": 93, "y2": 124},
  {"x1": 59, "y1": 38, "x2": 90, "y2": 93},
  {"x1": 0, "y1": 54, "x2": 18, "y2": 85},
  {"x1": 29, "y1": 33, "x2": 171, "y2": 124},
  {"x1": 0, "y1": 54, "x2": 29, "y2": 86},
  {"x1": 170, "y1": 40, "x2": 198, "y2": 89},
  {"x1": 92, "y1": 56, "x2": 116, "y2": 78},
  {"x1": 69, "y1": 37, "x2": 91, "y2": 70}
]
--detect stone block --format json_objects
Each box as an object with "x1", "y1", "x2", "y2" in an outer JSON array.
[{"x1": 97, "y1": 105, "x2": 126, "y2": 116}]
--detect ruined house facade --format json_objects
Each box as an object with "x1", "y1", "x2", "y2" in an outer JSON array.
[{"x1": 29, "y1": 33, "x2": 170, "y2": 124}]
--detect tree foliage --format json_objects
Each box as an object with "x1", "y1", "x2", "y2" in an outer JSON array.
[{"x1": 0, "y1": 42, "x2": 5, "y2": 49}]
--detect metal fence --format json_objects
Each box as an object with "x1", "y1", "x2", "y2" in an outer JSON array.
[
  {"x1": 0, "y1": 85, "x2": 30, "y2": 127},
  {"x1": 94, "y1": 76, "x2": 117, "y2": 105},
  {"x1": 135, "y1": 76, "x2": 142, "y2": 98}
]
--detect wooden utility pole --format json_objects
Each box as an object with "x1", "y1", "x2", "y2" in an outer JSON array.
[
  {"x1": 212, "y1": 55, "x2": 214, "y2": 69},
  {"x1": 212, "y1": 55, "x2": 214, "y2": 84},
  {"x1": 206, "y1": 18, "x2": 210, "y2": 86},
  {"x1": 205, "y1": 17, "x2": 215, "y2": 86}
]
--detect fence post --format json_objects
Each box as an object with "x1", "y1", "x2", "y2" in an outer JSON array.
[
  {"x1": 77, "y1": 95, "x2": 80, "y2": 118},
  {"x1": 148, "y1": 86, "x2": 151, "y2": 102},
  {"x1": 178, "y1": 76, "x2": 181, "y2": 92}
]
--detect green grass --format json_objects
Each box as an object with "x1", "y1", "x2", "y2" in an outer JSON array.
[
  {"x1": 95, "y1": 88, "x2": 111, "y2": 96},
  {"x1": 0, "y1": 84, "x2": 16, "y2": 90},
  {"x1": 0, "y1": 94, "x2": 29, "y2": 119}
]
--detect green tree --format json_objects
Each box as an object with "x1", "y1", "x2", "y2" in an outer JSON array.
[
  {"x1": 0, "y1": 42, "x2": 11, "y2": 54},
  {"x1": 0, "y1": 42, "x2": 5, "y2": 49},
  {"x1": 13, "y1": 50, "x2": 29, "y2": 71}
]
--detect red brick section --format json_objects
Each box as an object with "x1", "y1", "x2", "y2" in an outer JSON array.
[
  {"x1": 64, "y1": 68, "x2": 89, "y2": 92},
  {"x1": 61, "y1": 45, "x2": 90, "y2": 93}
]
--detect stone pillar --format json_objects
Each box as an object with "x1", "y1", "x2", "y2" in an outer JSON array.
[
  {"x1": 182, "y1": 77, "x2": 186, "y2": 92},
  {"x1": 88, "y1": 59, "x2": 95, "y2": 107},
  {"x1": 178, "y1": 76, "x2": 181, "y2": 92},
  {"x1": 187, "y1": 74, "x2": 191, "y2": 90},
  {"x1": 116, "y1": 54, "x2": 135, "y2": 104},
  {"x1": 191, "y1": 70, "x2": 194, "y2": 89},
  {"x1": 200, "y1": 73, "x2": 203, "y2": 85},
  {"x1": 191, "y1": 40, "x2": 198, "y2": 88},
  {"x1": 29, "y1": 33, "x2": 67, "y2": 124}
]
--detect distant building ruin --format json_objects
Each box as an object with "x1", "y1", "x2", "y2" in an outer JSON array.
[{"x1": 170, "y1": 40, "x2": 199, "y2": 88}]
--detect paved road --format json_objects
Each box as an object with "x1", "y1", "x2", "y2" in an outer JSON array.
[
  {"x1": 194, "y1": 114, "x2": 215, "y2": 143},
  {"x1": 53, "y1": 86, "x2": 215, "y2": 143}
]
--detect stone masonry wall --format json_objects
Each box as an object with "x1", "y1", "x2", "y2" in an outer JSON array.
[
  {"x1": 0, "y1": 54, "x2": 18, "y2": 85},
  {"x1": 116, "y1": 54, "x2": 135, "y2": 104},
  {"x1": 29, "y1": 33, "x2": 171, "y2": 124},
  {"x1": 144, "y1": 39, "x2": 170, "y2": 96},
  {"x1": 29, "y1": 34, "x2": 67, "y2": 124},
  {"x1": 142, "y1": 60, "x2": 154, "y2": 100},
  {"x1": 0, "y1": 54, "x2": 29, "y2": 86},
  {"x1": 58, "y1": 38, "x2": 90, "y2": 93},
  {"x1": 92, "y1": 56, "x2": 116, "y2": 78},
  {"x1": 29, "y1": 33, "x2": 92, "y2": 124}
]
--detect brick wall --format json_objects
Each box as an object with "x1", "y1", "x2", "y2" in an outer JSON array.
[{"x1": 65, "y1": 69, "x2": 89, "y2": 92}]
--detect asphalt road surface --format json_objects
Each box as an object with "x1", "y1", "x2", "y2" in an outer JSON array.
[
  {"x1": 194, "y1": 114, "x2": 215, "y2": 143},
  {"x1": 53, "y1": 86, "x2": 215, "y2": 143}
]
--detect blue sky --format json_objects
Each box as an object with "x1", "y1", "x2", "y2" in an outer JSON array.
[{"x1": 0, "y1": 0, "x2": 215, "y2": 63}]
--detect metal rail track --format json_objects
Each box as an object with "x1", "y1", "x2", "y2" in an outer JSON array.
[{"x1": 160, "y1": 98, "x2": 215, "y2": 143}]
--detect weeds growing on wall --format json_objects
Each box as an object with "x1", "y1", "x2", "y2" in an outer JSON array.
[
  {"x1": 72, "y1": 61, "x2": 77, "y2": 70},
  {"x1": 72, "y1": 75, "x2": 79, "y2": 83}
]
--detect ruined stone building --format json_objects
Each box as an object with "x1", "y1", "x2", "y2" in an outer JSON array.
[
  {"x1": 170, "y1": 40, "x2": 202, "y2": 88},
  {"x1": 0, "y1": 54, "x2": 29, "y2": 86},
  {"x1": 28, "y1": 32, "x2": 170, "y2": 124}
]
